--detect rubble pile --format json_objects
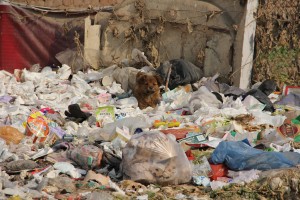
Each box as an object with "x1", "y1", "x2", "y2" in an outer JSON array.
[{"x1": 0, "y1": 53, "x2": 300, "y2": 199}]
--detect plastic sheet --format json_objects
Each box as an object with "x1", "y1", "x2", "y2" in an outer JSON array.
[
  {"x1": 112, "y1": 67, "x2": 139, "y2": 92},
  {"x1": 228, "y1": 169, "x2": 260, "y2": 184},
  {"x1": 51, "y1": 162, "x2": 82, "y2": 178},
  {"x1": 211, "y1": 141, "x2": 300, "y2": 171},
  {"x1": 249, "y1": 110, "x2": 286, "y2": 127},
  {"x1": 122, "y1": 131, "x2": 192, "y2": 185},
  {"x1": 258, "y1": 128, "x2": 293, "y2": 147}
]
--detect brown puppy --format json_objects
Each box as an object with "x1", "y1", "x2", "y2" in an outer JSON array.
[{"x1": 133, "y1": 71, "x2": 163, "y2": 109}]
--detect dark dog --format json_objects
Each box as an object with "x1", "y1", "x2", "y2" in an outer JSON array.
[{"x1": 133, "y1": 72, "x2": 163, "y2": 109}]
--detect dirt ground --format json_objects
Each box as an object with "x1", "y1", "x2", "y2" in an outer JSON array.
[
  {"x1": 109, "y1": 148, "x2": 300, "y2": 200},
  {"x1": 112, "y1": 167, "x2": 300, "y2": 200}
]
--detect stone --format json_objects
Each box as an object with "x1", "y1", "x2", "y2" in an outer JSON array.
[
  {"x1": 48, "y1": 176, "x2": 76, "y2": 193},
  {"x1": 269, "y1": 177, "x2": 283, "y2": 191},
  {"x1": 5, "y1": 160, "x2": 38, "y2": 172}
]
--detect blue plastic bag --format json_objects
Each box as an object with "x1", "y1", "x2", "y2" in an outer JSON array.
[{"x1": 210, "y1": 141, "x2": 300, "y2": 171}]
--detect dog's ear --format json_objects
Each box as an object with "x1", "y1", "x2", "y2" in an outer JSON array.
[
  {"x1": 155, "y1": 74, "x2": 164, "y2": 86},
  {"x1": 136, "y1": 71, "x2": 147, "y2": 83}
]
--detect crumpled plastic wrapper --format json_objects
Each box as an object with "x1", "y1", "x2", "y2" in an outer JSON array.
[{"x1": 67, "y1": 145, "x2": 103, "y2": 170}]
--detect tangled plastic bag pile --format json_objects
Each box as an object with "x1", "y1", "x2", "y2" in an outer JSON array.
[
  {"x1": 122, "y1": 131, "x2": 192, "y2": 185},
  {"x1": 0, "y1": 43, "x2": 299, "y2": 199}
]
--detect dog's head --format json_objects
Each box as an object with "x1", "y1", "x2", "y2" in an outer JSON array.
[{"x1": 136, "y1": 72, "x2": 163, "y2": 94}]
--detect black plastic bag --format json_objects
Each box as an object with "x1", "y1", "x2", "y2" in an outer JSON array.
[
  {"x1": 242, "y1": 79, "x2": 277, "y2": 112},
  {"x1": 156, "y1": 59, "x2": 204, "y2": 90},
  {"x1": 257, "y1": 79, "x2": 277, "y2": 96}
]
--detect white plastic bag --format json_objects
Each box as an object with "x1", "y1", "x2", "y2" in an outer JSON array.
[
  {"x1": 249, "y1": 110, "x2": 286, "y2": 127},
  {"x1": 88, "y1": 116, "x2": 151, "y2": 142},
  {"x1": 122, "y1": 131, "x2": 192, "y2": 185},
  {"x1": 189, "y1": 86, "x2": 222, "y2": 114}
]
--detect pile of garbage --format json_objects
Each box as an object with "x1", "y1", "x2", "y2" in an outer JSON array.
[{"x1": 1, "y1": 52, "x2": 300, "y2": 199}]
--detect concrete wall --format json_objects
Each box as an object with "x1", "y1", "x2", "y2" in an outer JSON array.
[
  {"x1": 10, "y1": 0, "x2": 123, "y2": 8},
  {"x1": 9, "y1": 0, "x2": 256, "y2": 88}
]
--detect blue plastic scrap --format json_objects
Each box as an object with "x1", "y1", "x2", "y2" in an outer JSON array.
[{"x1": 210, "y1": 141, "x2": 300, "y2": 171}]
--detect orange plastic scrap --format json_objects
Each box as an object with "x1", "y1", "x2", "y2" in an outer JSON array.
[
  {"x1": 160, "y1": 126, "x2": 200, "y2": 140},
  {"x1": 153, "y1": 119, "x2": 181, "y2": 128},
  {"x1": 0, "y1": 126, "x2": 24, "y2": 144}
]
